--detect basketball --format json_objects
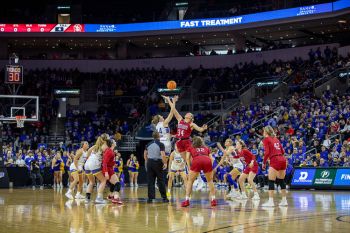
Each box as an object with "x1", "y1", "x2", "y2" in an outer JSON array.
[{"x1": 167, "y1": 80, "x2": 177, "y2": 90}]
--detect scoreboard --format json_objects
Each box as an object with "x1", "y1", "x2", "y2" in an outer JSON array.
[{"x1": 5, "y1": 65, "x2": 23, "y2": 84}]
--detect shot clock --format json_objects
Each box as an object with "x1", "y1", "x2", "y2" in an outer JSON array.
[{"x1": 5, "y1": 65, "x2": 23, "y2": 84}]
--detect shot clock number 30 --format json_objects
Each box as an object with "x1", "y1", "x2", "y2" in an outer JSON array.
[{"x1": 5, "y1": 65, "x2": 23, "y2": 84}]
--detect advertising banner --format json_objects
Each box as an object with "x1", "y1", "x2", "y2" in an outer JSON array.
[
  {"x1": 313, "y1": 168, "x2": 336, "y2": 186},
  {"x1": 1, "y1": 2, "x2": 346, "y2": 33},
  {"x1": 333, "y1": 169, "x2": 350, "y2": 186},
  {"x1": 291, "y1": 169, "x2": 316, "y2": 186}
]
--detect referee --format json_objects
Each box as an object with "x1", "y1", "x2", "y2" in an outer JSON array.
[{"x1": 144, "y1": 131, "x2": 168, "y2": 203}]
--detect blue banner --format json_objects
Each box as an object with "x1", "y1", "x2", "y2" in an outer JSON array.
[
  {"x1": 333, "y1": 169, "x2": 350, "y2": 186},
  {"x1": 85, "y1": 2, "x2": 334, "y2": 33},
  {"x1": 333, "y1": 0, "x2": 350, "y2": 11},
  {"x1": 291, "y1": 169, "x2": 316, "y2": 186}
]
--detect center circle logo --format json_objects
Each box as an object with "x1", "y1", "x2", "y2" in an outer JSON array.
[{"x1": 321, "y1": 170, "x2": 330, "y2": 178}]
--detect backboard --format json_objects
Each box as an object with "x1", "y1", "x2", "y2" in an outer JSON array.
[{"x1": 0, "y1": 95, "x2": 39, "y2": 122}]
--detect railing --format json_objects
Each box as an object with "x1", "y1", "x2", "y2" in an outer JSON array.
[
  {"x1": 329, "y1": 133, "x2": 341, "y2": 148},
  {"x1": 132, "y1": 115, "x2": 145, "y2": 136},
  {"x1": 302, "y1": 147, "x2": 317, "y2": 157},
  {"x1": 313, "y1": 67, "x2": 348, "y2": 89}
]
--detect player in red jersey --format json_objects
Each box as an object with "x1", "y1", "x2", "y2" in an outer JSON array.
[
  {"x1": 102, "y1": 139, "x2": 123, "y2": 205},
  {"x1": 236, "y1": 139, "x2": 260, "y2": 200},
  {"x1": 261, "y1": 126, "x2": 288, "y2": 207},
  {"x1": 168, "y1": 96, "x2": 208, "y2": 161},
  {"x1": 181, "y1": 136, "x2": 217, "y2": 207}
]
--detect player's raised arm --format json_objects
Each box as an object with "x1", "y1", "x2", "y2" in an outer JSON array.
[
  {"x1": 86, "y1": 145, "x2": 96, "y2": 159},
  {"x1": 191, "y1": 123, "x2": 208, "y2": 133},
  {"x1": 168, "y1": 95, "x2": 182, "y2": 122},
  {"x1": 162, "y1": 96, "x2": 175, "y2": 127}
]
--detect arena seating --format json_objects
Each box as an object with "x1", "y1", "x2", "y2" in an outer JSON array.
[{"x1": 1, "y1": 49, "x2": 350, "y2": 188}]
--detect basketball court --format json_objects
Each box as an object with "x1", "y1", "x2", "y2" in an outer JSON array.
[{"x1": 0, "y1": 188, "x2": 349, "y2": 233}]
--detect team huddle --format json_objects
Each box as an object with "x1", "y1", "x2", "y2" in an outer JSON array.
[{"x1": 60, "y1": 95, "x2": 288, "y2": 208}]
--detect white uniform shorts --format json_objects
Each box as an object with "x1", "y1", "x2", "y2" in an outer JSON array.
[
  {"x1": 84, "y1": 157, "x2": 102, "y2": 175},
  {"x1": 160, "y1": 139, "x2": 172, "y2": 155},
  {"x1": 69, "y1": 163, "x2": 83, "y2": 174}
]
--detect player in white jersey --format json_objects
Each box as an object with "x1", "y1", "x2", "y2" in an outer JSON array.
[
  {"x1": 216, "y1": 139, "x2": 243, "y2": 199},
  {"x1": 152, "y1": 96, "x2": 178, "y2": 156},
  {"x1": 65, "y1": 141, "x2": 89, "y2": 200},
  {"x1": 166, "y1": 145, "x2": 187, "y2": 199},
  {"x1": 84, "y1": 134, "x2": 109, "y2": 204}
]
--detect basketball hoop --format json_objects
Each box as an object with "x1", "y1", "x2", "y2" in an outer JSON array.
[{"x1": 15, "y1": 115, "x2": 26, "y2": 128}]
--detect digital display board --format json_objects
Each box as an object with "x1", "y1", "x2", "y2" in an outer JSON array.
[
  {"x1": 291, "y1": 168, "x2": 316, "y2": 186},
  {"x1": 0, "y1": 1, "x2": 348, "y2": 33},
  {"x1": 0, "y1": 24, "x2": 84, "y2": 33},
  {"x1": 291, "y1": 168, "x2": 350, "y2": 190},
  {"x1": 5, "y1": 65, "x2": 23, "y2": 84}
]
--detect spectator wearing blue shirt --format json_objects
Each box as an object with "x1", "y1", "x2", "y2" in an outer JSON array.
[
  {"x1": 36, "y1": 152, "x2": 46, "y2": 171},
  {"x1": 24, "y1": 151, "x2": 35, "y2": 169},
  {"x1": 320, "y1": 146, "x2": 329, "y2": 160},
  {"x1": 334, "y1": 139, "x2": 342, "y2": 152},
  {"x1": 291, "y1": 148, "x2": 301, "y2": 166},
  {"x1": 251, "y1": 144, "x2": 258, "y2": 156},
  {"x1": 285, "y1": 164, "x2": 294, "y2": 185},
  {"x1": 319, "y1": 158, "x2": 329, "y2": 167},
  {"x1": 61, "y1": 151, "x2": 69, "y2": 170}
]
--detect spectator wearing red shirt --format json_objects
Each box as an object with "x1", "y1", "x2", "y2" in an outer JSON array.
[{"x1": 286, "y1": 124, "x2": 294, "y2": 136}]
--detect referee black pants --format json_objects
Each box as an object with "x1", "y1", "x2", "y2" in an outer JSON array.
[{"x1": 147, "y1": 159, "x2": 166, "y2": 200}]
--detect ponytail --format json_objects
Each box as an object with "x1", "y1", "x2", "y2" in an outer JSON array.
[
  {"x1": 264, "y1": 125, "x2": 276, "y2": 137},
  {"x1": 152, "y1": 115, "x2": 160, "y2": 125},
  {"x1": 236, "y1": 139, "x2": 246, "y2": 148}
]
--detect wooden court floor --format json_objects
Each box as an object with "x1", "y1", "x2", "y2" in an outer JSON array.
[{"x1": 0, "y1": 187, "x2": 349, "y2": 233}]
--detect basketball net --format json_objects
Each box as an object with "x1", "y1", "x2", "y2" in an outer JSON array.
[{"x1": 15, "y1": 115, "x2": 26, "y2": 128}]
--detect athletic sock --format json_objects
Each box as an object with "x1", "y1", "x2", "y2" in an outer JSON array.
[
  {"x1": 167, "y1": 189, "x2": 170, "y2": 193},
  {"x1": 269, "y1": 197, "x2": 273, "y2": 202},
  {"x1": 97, "y1": 193, "x2": 103, "y2": 199},
  {"x1": 86, "y1": 193, "x2": 91, "y2": 199},
  {"x1": 211, "y1": 196, "x2": 216, "y2": 201},
  {"x1": 282, "y1": 197, "x2": 287, "y2": 201},
  {"x1": 185, "y1": 196, "x2": 190, "y2": 201}
]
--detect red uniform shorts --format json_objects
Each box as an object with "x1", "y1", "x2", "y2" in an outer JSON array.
[
  {"x1": 103, "y1": 167, "x2": 114, "y2": 179},
  {"x1": 190, "y1": 156, "x2": 213, "y2": 173},
  {"x1": 243, "y1": 163, "x2": 259, "y2": 175},
  {"x1": 176, "y1": 139, "x2": 192, "y2": 153},
  {"x1": 270, "y1": 156, "x2": 287, "y2": 171}
]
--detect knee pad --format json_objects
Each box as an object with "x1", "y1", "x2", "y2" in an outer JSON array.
[
  {"x1": 114, "y1": 182, "x2": 121, "y2": 192},
  {"x1": 109, "y1": 183, "x2": 115, "y2": 193},
  {"x1": 268, "y1": 179, "x2": 275, "y2": 190},
  {"x1": 276, "y1": 178, "x2": 286, "y2": 190}
]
